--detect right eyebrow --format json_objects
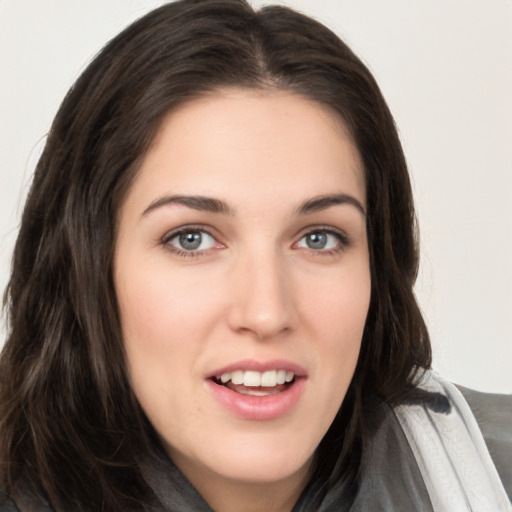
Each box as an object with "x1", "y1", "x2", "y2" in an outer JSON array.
[{"x1": 141, "y1": 195, "x2": 235, "y2": 218}]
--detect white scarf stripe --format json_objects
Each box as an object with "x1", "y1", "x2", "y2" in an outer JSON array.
[{"x1": 394, "y1": 371, "x2": 512, "y2": 512}]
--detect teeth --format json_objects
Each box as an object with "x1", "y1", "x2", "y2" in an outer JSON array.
[
  {"x1": 243, "y1": 371, "x2": 261, "y2": 387},
  {"x1": 218, "y1": 369, "x2": 296, "y2": 387},
  {"x1": 261, "y1": 370, "x2": 277, "y2": 387},
  {"x1": 231, "y1": 371, "x2": 244, "y2": 385}
]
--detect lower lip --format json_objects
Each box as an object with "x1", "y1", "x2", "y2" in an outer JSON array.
[{"x1": 206, "y1": 378, "x2": 306, "y2": 421}]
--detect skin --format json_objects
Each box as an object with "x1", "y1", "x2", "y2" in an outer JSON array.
[{"x1": 114, "y1": 89, "x2": 371, "y2": 512}]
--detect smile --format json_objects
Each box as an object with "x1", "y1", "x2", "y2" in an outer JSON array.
[{"x1": 206, "y1": 361, "x2": 307, "y2": 420}]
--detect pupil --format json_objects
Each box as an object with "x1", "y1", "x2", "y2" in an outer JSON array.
[
  {"x1": 307, "y1": 232, "x2": 327, "y2": 249},
  {"x1": 179, "y1": 232, "x2": 202, "y2": 250}
]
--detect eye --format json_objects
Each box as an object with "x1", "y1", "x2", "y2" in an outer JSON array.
[
  {"x1": 165, "y1": 229, "x2": 217, "y2": 253},
  {"x1": 296, "y1": 230, "x2": 345, "y2": 251}
]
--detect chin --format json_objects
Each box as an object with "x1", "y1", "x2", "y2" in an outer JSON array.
[
  {"x1": 168, "y1": 429, "x2": 316, "y2": 486},
  {"x1": 208, "y1": 453, "x2": 313, "y2": 486}
]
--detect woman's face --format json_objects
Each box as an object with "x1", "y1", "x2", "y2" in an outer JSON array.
[{"x1": 114, "y1": 89, "x2": 370, "y2": 500}]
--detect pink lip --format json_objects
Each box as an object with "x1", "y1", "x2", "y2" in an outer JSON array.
[{"x1": 205, "y1": 359, "x2": 307, "y2": 421}]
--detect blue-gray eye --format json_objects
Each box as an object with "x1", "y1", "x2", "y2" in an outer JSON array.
[
  {"x1": 169, "y1": 230, "x2": 216, "y2": 251},
  {"x1": 297, "y1": 231, "x2": 340, "y2": 250}
]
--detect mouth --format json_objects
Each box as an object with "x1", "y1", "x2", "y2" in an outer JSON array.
[
  {"x1": 206, "y1": 361, "x2": 307, "y2": 420},
  {"x1": 211, "y1": 369, "x2": 297, "y2": 397}
]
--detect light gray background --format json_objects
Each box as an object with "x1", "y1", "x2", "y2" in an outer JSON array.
[{"x1": 1, "y1": 0, "x2": 511, "y2": 392}]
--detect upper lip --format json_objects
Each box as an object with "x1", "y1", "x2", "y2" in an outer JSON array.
[{"x1": 206, "y1": 359, "x2": 308, "y2": 380}]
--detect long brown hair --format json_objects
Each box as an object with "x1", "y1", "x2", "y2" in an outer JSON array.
[{"x1": 0, "y1": 1, "x2": 431, "y2": 510}]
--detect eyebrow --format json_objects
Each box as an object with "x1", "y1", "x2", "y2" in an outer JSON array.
[
  {"x1": 142, "y1": 195, "x2": 235, "y2": 217},
  {"x1": 295, "y1": 193, "x2": 366, "y2": 216},
  {"x1": 141, "y1": 192, "x2": 365, "y2": 218}
]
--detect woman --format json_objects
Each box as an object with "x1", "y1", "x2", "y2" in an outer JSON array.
[{"x1": 0, "y1": 1, "x2": 510, "y2": 511}]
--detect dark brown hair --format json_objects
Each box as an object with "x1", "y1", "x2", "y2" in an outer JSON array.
[{"x1": 0, "y1": 0, "x2": 431, "y2": 510}]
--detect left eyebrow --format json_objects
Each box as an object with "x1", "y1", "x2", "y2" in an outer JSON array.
[{"x1": 295, "y1": 193, "x2": 366, "y2": 217}]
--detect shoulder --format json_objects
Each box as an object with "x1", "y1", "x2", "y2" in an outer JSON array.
[{"x1": 457, "y1": 385, "x2": 512, "y2": 502}]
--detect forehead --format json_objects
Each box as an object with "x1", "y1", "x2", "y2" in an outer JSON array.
[{"x1": 124, "y1": 88, "x2": 365, "y2": 213}]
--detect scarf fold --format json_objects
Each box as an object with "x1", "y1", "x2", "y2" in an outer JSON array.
[{"x1": 394, "y1": 370, "x2": 512, "y2": 512}]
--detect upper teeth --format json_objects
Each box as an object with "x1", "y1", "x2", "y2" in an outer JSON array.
[{"x1": 220, "y1": 370, "x2": 295, "y2": 387}]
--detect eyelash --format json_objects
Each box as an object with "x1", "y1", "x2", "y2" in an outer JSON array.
[
  {"x1": 296, "y1": 227, "x2": 350, "y2": 256},
  {"x1": 160, "y1": 225, "x2": 350, "y2": 258},
  {"x1": 161, "y1": 225, "x2": 219, "y2": 258}
]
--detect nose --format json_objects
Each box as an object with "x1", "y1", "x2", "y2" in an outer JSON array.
[{"x1": 227, "y1": 249, "x2": 295, "y2": 340}]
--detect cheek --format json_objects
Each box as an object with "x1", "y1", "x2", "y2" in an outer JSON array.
[
  {"x1": 117, "y1": 261, "x2": 222, "y2": 343},
  {"x1": 116, "y1": 262, "x2": 232, "y2": 414},
  {"x1": 300, "y1": 261, "x2": 370, "y2": 388},
  {"x1": 302, "y1": 262, "x2": 371, "y2": 339},
  {"x1": 116, "y1": 269, "x2": 212, "y2": 424}
]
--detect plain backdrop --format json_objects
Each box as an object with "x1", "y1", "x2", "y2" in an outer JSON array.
[{"x1": 1, "y1": 0, "x2": 511, "y2": 393}]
